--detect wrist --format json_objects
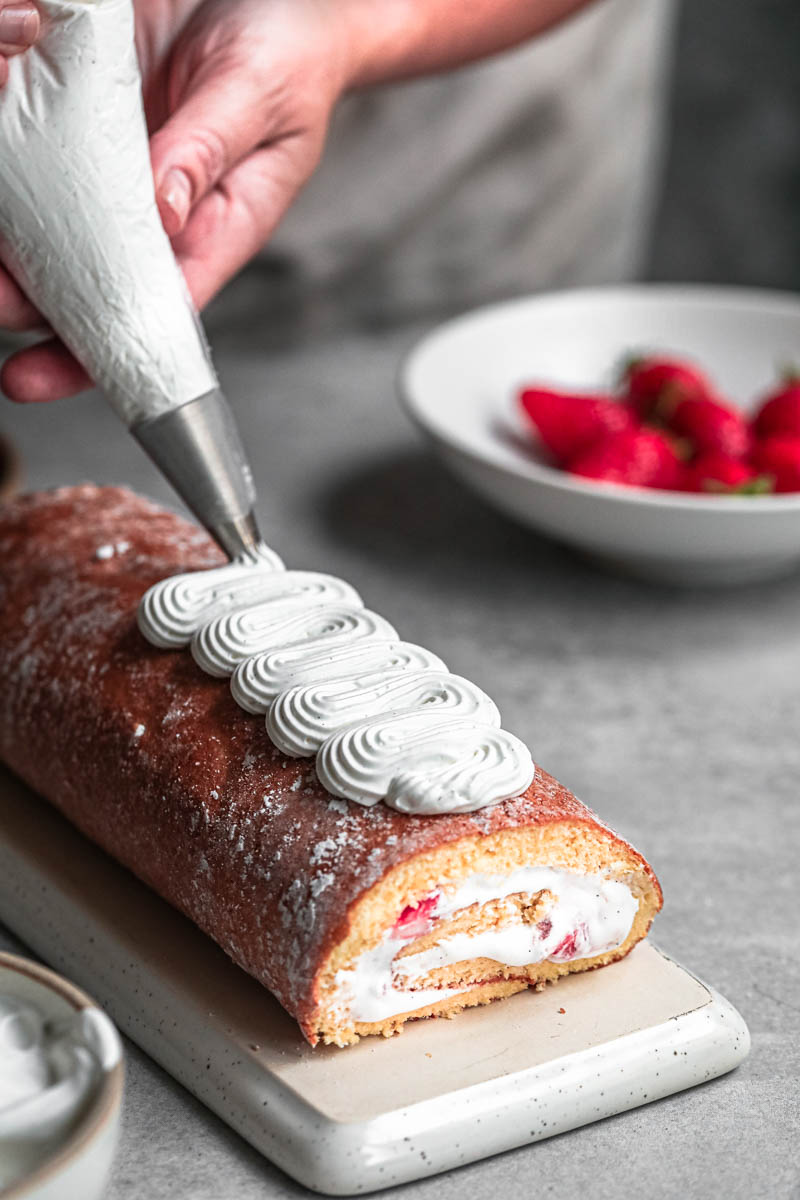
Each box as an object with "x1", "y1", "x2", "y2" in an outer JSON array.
[{"x1": 336, "y1": 0, "x2": 423, "y2": 90}]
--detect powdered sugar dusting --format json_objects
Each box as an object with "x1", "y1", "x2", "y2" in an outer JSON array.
[{"x1": 0, "y1": 486, "x2": 655, "y2": 1033}]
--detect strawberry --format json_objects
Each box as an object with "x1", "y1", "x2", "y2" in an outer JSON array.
[
  {"x1": 682, "y1": 452, "x2": 772, "y2": 494},
  {"x1": 752, "y1": 436, "x2": 800, "y2": 493},
  {"x1": 519, "y1": 386, "x2": 634, "y2": 464},
  {"x1": 550, "y1": 922, "x2": 589, "y2": 962},
  {"x1": 568, "y1": 428, "x2": 683, "y2": 490},
  {"x1": 622, "y1": 355, "x2": 712, "y2": 418},
  {"x1": 664, "y1": 395, "x2": 752, "y2": 459},
  {"x1": 392, "y1": 894, "x2": 439, "y2": 939},
  {"x1": 753, "y1": 377, "x2": 800, "y2": 439}
]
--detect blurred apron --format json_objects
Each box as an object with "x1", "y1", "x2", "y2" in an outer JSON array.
[{"x1": 246, "y1": 0, "x2": 677, "y2": 331}]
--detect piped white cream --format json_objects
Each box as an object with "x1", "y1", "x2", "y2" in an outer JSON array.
[
  {"x1": 268, "y1": 670, "x2": 499, "y2": 757},
  {"x1": 138, "y1": 548, "x2": 535, "y2": 814},
  {"x1": 191, "y1": 590, "x2": 372, "y2": 677},
  {"x1": 137, "y1": 545, "x2": 285, "y2": 649},
  {"x1": 233, "y1": 639, "x2": 447, "y2": 716}
]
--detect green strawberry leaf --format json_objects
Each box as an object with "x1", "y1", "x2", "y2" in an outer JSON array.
[{"x1": 703, "y1": 474, "x2": 775, "y2": 496}]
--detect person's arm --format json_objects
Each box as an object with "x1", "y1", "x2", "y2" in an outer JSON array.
[
  {"x1": 0, "y1": 0, "x2": 593, "y2": 403},
  {"x1": 345, "y1": 0, "x2": 591, "y2": 86}
]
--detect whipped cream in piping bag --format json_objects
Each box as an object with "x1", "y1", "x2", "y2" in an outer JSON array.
[
  {"x1": 0, "y1": 0, "x2": 217, "y2": 424},
  {"x1": 138, "y1": 550, "x2": 535, "y2": 814}
]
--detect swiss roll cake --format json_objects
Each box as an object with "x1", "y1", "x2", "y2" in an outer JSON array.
[{"x1": 0, "y1": 486, "x2": 662, "y2": 1045}]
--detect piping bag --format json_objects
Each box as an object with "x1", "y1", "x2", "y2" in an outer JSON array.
[{"x1": 0, "y1": 0, "x2": 261, "y2": 558}]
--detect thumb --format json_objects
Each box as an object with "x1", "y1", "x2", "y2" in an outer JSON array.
[
  {"x1": 150, "y1": 52, "x2": 270, "y2": 238},
  {"x1": 0, "y1": 1, "x2": 40, "y2": 82}
]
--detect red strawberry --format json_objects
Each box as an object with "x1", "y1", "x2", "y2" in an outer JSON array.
[
  {"x1": 392, "y1": 894, "x2": 439, "y2": 939},
  {"x1": 622, "y1": 355, "x2": 712, "y2": 417},
  {"x1": 753, "y1": 378, "x2": 800, "y2": 439},
  {"x1": 752, "y1": 436, "x2": 800, "y2": 493},
  {"x1": 682, "y1": 452, "x2": 772, "y2": 494},
  {"x1": 665, "y1": 395, "x2": 752, "y2": 459},
  {"x1": 519, "y1": 386, "x2": 635, "y2": 464},
  {"x1": 550, "y1": 922, "x2": 589, "y2": 962},
  {"x1": 568, "y1": 428, "x2": 683, "y2": 490}
]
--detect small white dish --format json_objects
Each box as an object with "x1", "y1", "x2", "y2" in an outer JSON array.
[
  {"x1": 400, "y1": 284, "x2": 800, "y2": 584},
  {"x1": 0, "y1": 953, "x2": 123, "y2": 1200}
]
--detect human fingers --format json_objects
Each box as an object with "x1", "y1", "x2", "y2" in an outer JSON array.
[
  {"x1": 149, "y1": 37, "x2": 284, "y2": 239},
  {"x1": 172, "y1": 135, "x2": 322, "y2": 308},
  {"x1": 0, "y1": 263, "x2": 44, "y2": 330},
  {"x1": 1, "y1": 337, "x2": 90, "y2": 403},
  {"x1": 0, "y1": 3, "x2": 39, "y2": 59}
]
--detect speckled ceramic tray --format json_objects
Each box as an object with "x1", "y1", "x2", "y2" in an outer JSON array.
[{"x1": 0, "y1": 767, "x2": 749, "y2": 1195}]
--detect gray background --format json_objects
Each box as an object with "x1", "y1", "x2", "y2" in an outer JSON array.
[
  {"x1": 2, "y1": 2, "x2": 799, "y2": 1198},
  {"x1": 649, "y1": 0, "x2": 800, "y2": 291}
]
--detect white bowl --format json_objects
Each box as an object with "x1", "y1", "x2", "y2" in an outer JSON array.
[
  {"x1": 0, "y1": 953, "x2": 123, "y2": 1200},
  {"x1": 400, "y1": 285, "x2": 800, "y2": 584}
]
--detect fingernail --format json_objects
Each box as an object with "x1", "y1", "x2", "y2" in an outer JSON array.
[
  {"x1": 0, "y1": 5, "x2": 40, "y2": 45},
  {"x1": 159, "y1": 168, "x2": 192, "y2": 235}
]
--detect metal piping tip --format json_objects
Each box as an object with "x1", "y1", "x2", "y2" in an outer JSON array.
[
  {"x1": 132, "y1": 389, "x2": 262, "y2": 560},
  {"x1": 213, "y1": 509, "x2": 263, "y2": 561}
]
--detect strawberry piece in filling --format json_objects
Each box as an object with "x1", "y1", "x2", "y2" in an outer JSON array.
[
  {"x1": 550, "y1": 922, "x2": 589, "y2": 962},
  {"x1": 392, "y1": 894, "x2": 440, "y2": 939}
]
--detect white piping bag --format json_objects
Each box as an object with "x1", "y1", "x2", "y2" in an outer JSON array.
[{"x1": 0, "y1": 0, "x2": 261, "y2": 557}]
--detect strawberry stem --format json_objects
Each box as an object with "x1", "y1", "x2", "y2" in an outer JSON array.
[{"x1": 616, "y1": 352, "x2": 645, "y2": 387}]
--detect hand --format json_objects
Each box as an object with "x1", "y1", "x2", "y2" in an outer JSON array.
[
  {"x1": 0, "y1": 0, "x2": 590, "y2": 404},
  {"x1": 0, "y1": 1, "x2": 38, "y2": 85},
  {"x1": 0, "y1": 0, "x2": 354, "y2": 403}
]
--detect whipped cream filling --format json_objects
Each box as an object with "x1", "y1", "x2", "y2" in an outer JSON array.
[
  {"x1": 0, "y1": 0, "x2": 217, "y2": 424},
  {"x1": 138, "y1": 548, "x2": 535, "y2": 814},
  {"x1": 333, "y1": 867, "x2": 638, "y2": 1024},
  {"x1": 0, "y1": 996, "x2": 119, "y2": 1189}
]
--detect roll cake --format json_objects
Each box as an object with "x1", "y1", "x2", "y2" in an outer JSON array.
[{"x1": 0, "y1": 486, "x2": 662, "y2": 1046}]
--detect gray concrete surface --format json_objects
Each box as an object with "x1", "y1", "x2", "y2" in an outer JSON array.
[{"x1": 1, "y1": 322, "x2": 798, "y2": 1198}]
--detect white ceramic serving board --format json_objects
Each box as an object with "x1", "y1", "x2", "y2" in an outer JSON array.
[{"x1": 0, "y1": 768, "x2": 749, "y2": 1195}]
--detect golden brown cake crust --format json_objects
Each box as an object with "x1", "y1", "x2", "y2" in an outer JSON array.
[{"x1": 0, "y1": 486, "x2": 662, "y2": 1042}]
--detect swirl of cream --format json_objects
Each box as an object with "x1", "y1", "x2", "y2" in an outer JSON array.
[
  {"x1": 268, "y1": 671, "x2": 499, "y2": 757},
  {"x1": 231, "y1": 639, "x2": 447, "y2": 715},
  {"x1": 228, "y1": 612, "x2": 397, "y2": 712},
  {"x1": 137, "y1": 543, "x2": 285, "y2": 648},
  {"x1": 316, "y1": 713, "x2": 534, "y2": 813},
  {"x1": 140, "y1": 550, "x2": 536, "y2": 813},
  {"x1": 190, "y1": 575, "x2": 364, "y2": 676}
]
